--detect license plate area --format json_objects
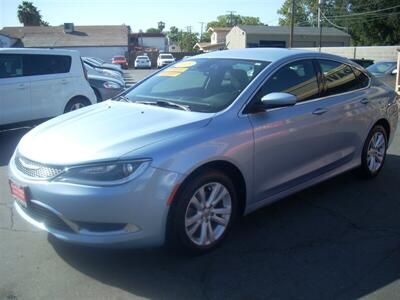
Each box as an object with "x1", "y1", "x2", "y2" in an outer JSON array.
[{"x1": 9, "y1": 180, "x2": 30, "y2": 208}]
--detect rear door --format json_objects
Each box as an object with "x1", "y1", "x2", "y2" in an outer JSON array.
[
  {"x1": 246, "y1": 59, "x2": 352, "y2": 204},
  {"x1": 316, "y1": 59, "x2": 372, "y2": 161},
  {"x1": 0, "y1": 54, "x2": 31, "y2": 125},
  {"x1": 24, "y1": 54, "x2": 73, "y2": 119}
]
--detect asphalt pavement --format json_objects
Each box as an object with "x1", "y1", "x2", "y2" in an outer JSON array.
[{"x1": 1, "y1": 69, "x2": 400, "y2": 299}]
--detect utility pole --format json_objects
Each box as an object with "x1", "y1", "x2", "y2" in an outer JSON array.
[
  {"x1": 318, "y1": 0, "x2": 323, "y2": 52},
  {"x1": 199, "y1": 22, "x2": 204, "y2": 41},
  {"x1": 289, "y1": 0, "x2": 295, "y2": 48},
  {"x1": 226, "y1": 10, "x2": 236, "y2": 27},
  {"x1": 186, "y1": 26, "x2": 192, "y2": 33}
]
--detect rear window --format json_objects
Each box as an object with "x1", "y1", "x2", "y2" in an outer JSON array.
[
  {"x1": 137, "y1": 56, "x2": 149, "y2": 59},
  {"x1": 114, "y1": 56, "x2": 125, "y2": 60},
  {"x1": 24, "y1": 54, "x2": 72, "y2": 76},
  {"x1": 160, "y1": 54, "x2": 173, "y2": 59}
]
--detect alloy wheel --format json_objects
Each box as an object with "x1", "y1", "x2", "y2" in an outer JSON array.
[
  {"x1": 367, "y1": 131, "x2": 386, "y2": 172},
  {"x1": 184, "y1": 182, "x2": 232, "y2": 246}
]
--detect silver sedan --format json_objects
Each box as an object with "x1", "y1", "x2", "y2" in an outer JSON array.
[{"x1": 8, "y1": 48, "x2": 398, "y2": 253}]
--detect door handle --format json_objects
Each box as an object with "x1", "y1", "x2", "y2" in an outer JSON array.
[
  {"x1": 312, "y1": 108, "x2": 328, "y2": 115},
  {"x1": 360, "y1": 98, "x2": 369, "y2": 104},
  {"x1": 17, "y1": 84, "x2": 27, "y2": 90},
  {"x1": 61, "y1": 79, "x2": 69, "y2": 84}
]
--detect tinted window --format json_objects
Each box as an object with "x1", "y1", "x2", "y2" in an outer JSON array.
[
  {"x1": 353, "y1": 68, "x2": 369, "y2": 89},
  {"x1": 24, "y1": 54, "x2": 72, "y2": 76},
  {"x1": 254, "y1": 59, "x2": 319, "y2": 103},
  {"x1": 0, "y1": 54, "x2": 23, "y2": 78},
  {"x1": 319, "y1": 60, "x2": 359, "y2": 96}
]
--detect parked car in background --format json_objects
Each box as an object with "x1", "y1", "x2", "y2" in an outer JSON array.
[
  {"x1": 87, "y1": 73, "x2": 125, "y2": 102},
  {"x1": 82, "y1": 57, "x2": 123, "y2": 75},
  {"x1": 84, "y1": 61, "x2": 124, "y2": 82},
  {"x1": 367, "y1": 60, "x2": 397, "y2": 88},
  {"x1": 0, "y1": 48, "x2": 96, "y2": 127},
  {"x1": 134, "y1": 55, "x2": 151, "y2": 69},
  {"x1": 112, "y1": 56, "x2": 128, "y2": 69},
  {"x1": 157, "y1": 53, "x2": 175, "y2": 68},
  {"x1": 350, "y1": 58, "x2": 374, "y2": 69},
  {"x1": 9, "y1": 48, "x2": 398, "y2": 253}
]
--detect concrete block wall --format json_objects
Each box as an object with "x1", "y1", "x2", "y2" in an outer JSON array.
[{"x1": 296, "y1": 46, "x2": 399, "y2": 61}]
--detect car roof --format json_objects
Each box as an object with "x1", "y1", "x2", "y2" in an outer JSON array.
[
  {"x1": 193, "y1": 48, "x2": 346, "y2": 63},
  {"x1": 0, "y1": 47, "x2": 79, "y2": 56}
]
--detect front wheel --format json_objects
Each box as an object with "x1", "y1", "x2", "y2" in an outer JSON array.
[
  {"x1": 168, "y1": 170, "x2": 238, "y2": 254},
  {"x1": 357, "y1": 124, "x2": 388, "y2": 178}
]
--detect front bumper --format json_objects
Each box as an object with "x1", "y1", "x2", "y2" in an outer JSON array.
[{"x1": 9, "y1": 156, "x2": 182, "y2": 248}]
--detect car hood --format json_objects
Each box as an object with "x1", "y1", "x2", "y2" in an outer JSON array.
[
  {"x1": 17, "y1": 101, "x2": 212, "y2": 165},
  {"x1": 88, "y1": 73, "x2": 124, "y2": 86}
]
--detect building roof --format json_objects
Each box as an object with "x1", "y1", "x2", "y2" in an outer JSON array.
[
  {"x1": 236, "y1": 25, "x2": 350, "y2": 37},
  {"x1": 207, "y1": 27, "x2": 231, "y2": 33},
  {"x1": 194, "y1": 42, "x2": 225, "y2": 51},
  {"x1": 0, "y1": 25, "x2": 129, "y2": 47},
  {"x1": 130, "y1": 32, "x2": 166, "y2": 38}
]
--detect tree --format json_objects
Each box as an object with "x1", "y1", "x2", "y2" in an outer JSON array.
[
  {"x1": 158, "y1": 21, "x2": 165, "y2": 32},
  {"x1": 167, "y1": 26, "x2": 179, "y2": 43},
  {"x1": 146, "y1": 28, "x2": 161, "y2": 33},
  {"x1": 177, "y1": 30, "x2": 199, "y2": 51},
  {"x1": 200, "y1": 31, "x2": 211, "y2": 42},
  {"x1": 17, "y1": 1, "x2": 49, "y2": 26},
  {"x1": 207, "y1": 14, "x2": 264, "y2": 29},
  {"x1": 277, "y1": 0, "x2": 400, "y2": 45}
]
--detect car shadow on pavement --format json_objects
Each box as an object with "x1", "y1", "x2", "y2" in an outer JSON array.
[
  {"x1": 0, "y1": 127, "x2": 32, "y2": 166},
  {"x1": 49, "y1": 153, "x2": 400, "y2": 300}
]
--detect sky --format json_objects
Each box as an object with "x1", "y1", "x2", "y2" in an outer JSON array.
[{"x1": 0, "y1": 0, "x2": 285, "y2": 33}]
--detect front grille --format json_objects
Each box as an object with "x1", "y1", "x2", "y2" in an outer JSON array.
[
  {"x1": 15, "y1": 156, "x2": 64, "y2": 179},
  {"x1": 20, "y1": 201, "x2": 73, "y2": 232}
]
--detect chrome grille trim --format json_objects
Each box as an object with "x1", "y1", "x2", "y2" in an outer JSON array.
[{"x1": 15, "y1": 156, "x2": 64, "y2": 179}]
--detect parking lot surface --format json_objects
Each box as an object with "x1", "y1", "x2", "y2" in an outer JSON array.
[{"x1": 1, "y1": 69, "x2": 400, "y2": 300}]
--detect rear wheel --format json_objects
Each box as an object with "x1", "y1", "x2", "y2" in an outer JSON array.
[
  {"x1": 357, "y1": 125, "x2": 387, "y2": 178},
  {"x1": 64, "y1": 97, "x2": 91, "y2": 113},
  {"x1": 168, "y1": 170, "x2": 238, "y2": 254}
]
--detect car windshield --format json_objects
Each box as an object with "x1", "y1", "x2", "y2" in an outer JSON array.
[
  {"x1": 367, "y1": 62, "x2": 396, "y2": 74},
  {"x1": 114, "y1": 56, "x2": 125, "y2": 60},
  {"x1": 123, "y1": 58, "x2": 269, "y2": 113},
  {"x1": 160, "y1": 54, "x2": 173, "y2": 59}
]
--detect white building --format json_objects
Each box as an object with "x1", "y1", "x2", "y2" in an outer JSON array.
[{"x1": 194, "y1": 27, "x2": 230, "y2": 52}]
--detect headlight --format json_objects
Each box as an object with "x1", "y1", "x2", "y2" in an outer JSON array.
[
  {"x1": 103, "y1": 81, "x2": 121, "y2": 89},
  {"x1": 54, "y1": 160, "x2": 151, "y2": 186}
]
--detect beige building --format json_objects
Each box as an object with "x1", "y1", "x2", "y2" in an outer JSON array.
[
  {"x1": 226, "y1": 25, "x2": 351, "y2": 49},
  {"x1": 194, "y1": 27, "x2": 230, "y2": 52}
]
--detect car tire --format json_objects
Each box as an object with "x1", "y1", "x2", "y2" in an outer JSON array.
[
  {"x1": 93, "y1": 88, "x2": 102, "y2": 103},
  {"x1": 168, "y1": 169, "x2": 238, "y2": 254},
  {"x1": 64, "y1": 97, "x2": 91, "y2": 113},
  {"x1": 357, "y1": 124, "x2": 388, "y2": 179}
]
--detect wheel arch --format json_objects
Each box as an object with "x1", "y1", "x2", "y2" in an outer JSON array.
[
  {"x1": 64, "y1": 95, "x2": 92, "y2": 113},
  {"x1": 374, "y1": 118, "x2": 391, "y2": 141}
]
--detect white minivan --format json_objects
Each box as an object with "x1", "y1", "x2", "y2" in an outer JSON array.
[{"x1": 0, "y1": 48, "x2": 96, "y2": 127}]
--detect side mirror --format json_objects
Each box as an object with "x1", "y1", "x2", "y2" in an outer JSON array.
[
  {"x1": 261, "y1": 92, "x2": 297, "y2": 109},
  {"x1": 392, "y1": 69, "x2": 398, "y2": 75}
]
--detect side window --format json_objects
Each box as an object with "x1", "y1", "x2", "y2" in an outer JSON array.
[
  {"x1": 318, "y1": 60, "x2": 359, "y2": 96},
  {"x1": 254, "y1": 59, "x2": 319, "y2": 103},
  {"x1": 353, "y1": 68, "x2": 369, "y2": 89},
  {"x1": 0, "y1": 54, "x2": 23, "y2": 78},
  {"x1": 23, "y1": 54, "x2": 72, "y2": 76}
]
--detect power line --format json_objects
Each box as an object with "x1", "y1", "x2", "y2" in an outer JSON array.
[{"x1": 325, "y1": 4, "x2": 400, "y2": 19}]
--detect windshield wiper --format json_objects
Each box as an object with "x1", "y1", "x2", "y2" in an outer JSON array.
[
  {"x1": 114, "y1": 95, "x2": 130, "y2": 102},
  {"x1": 135, "y1": 100, "x2": 191, "y2": 111}
]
